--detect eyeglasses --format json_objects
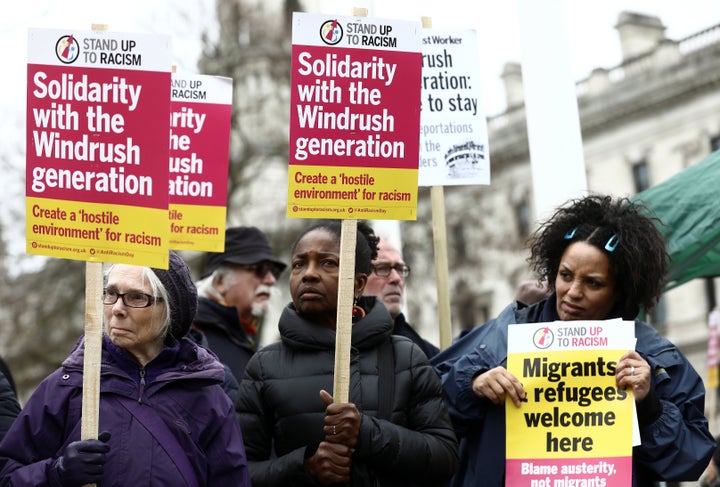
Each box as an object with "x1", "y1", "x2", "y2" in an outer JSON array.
[
  {"x1": 102, "y1": 289, "x2": 164, "y2": 308},
  {"x1": 372, "y1": 263, "x2": 410, "y2": 278},
  {"x1": 236, "y1": 261, "x2": 284, "y2": 279}
]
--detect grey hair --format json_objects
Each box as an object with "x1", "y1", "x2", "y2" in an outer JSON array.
[
  {"x1": 196, "y1": 264, "x2": 235, "y2": 301},
  {"x1": 104, "y1": 264, "x2": 171, "y2": 338}
]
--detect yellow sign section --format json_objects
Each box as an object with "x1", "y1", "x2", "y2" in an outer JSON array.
[
  {"x1": 27, "y1": 197, "x2": 169, "y2": 268},
  {"x1": 287, "y1": 165, "x2": 417, "y2": 220},
  {"x1": 507, "y1": 349, "x2": 633, "y2": 459},
  {"x1": 169, "y1": 203, "x2": 226, "y2": 251},
  {"x1": 710, "y1": 366, "x2": 719, "y2": 389}
]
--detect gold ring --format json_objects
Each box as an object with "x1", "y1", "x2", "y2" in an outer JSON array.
[{"x1": 631, "y1": 366, "x2": 636, "y2": 376}]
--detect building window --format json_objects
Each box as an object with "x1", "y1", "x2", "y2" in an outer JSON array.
[
  {"x1": 453, "y1": 280, "x2": 491, "y2": 334},
  {"x1": 632, "y1": 160, "x2": 650, "y2": 193},
  {"x1": 515, "y1": 200, "x2": 532, "y2": 239},
  {"x1": 707, "y1": 278, "x2": 717, "y2": 314},
  {"x1": 457, "y1": 296, "x2": 489, "y2": 334},
  {"x1": 452, "y1": 223, "x2": 467, "y2": 261},
  {"x1": 649, "y1": 295, "x2": 667, "y2": 335},
  {"x1": 711, "y1": 135, "x2": 720, "y2": 152}
]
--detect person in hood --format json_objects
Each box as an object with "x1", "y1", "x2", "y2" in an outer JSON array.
[
  {"x1": 0, "y1": 251, "x2": 250, "y2": 486},
  {"x1": 236, "y1": 220, "x2": 458, "y2": 487},
  {"x1": 432, "y1": 194, "x2": 716, "y2": 487}
]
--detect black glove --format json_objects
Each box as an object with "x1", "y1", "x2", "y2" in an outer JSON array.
[{"x1": 54, "y1": 432, "x2": 111, "y2": 486}]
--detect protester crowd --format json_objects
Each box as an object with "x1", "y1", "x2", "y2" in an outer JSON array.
[{"x1": 0, "y1": 195, "x2": 717, "y2": 486}]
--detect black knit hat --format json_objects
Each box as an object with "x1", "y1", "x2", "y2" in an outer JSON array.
[
  {"x1": 201, "y1": 226, "x2": 286, "y2": 278},
  {"x1": 151, "y1": 251, "x2": 197, "y2": 341}
]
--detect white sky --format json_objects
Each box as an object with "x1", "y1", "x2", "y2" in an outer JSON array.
[
  {"x1": 318, "y1": 0, "x2": 720, "y2": 115},
  {"x1": 3, "y1": 0, "x2": 719, "y2": 114}
]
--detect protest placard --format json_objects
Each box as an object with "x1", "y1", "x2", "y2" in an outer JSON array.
[
  {"x1": 288, "y1": 12, "x2": 422, "y2": 221},
  {"x1": 26, "y1": 28, "x2": 171, "y2": 268},
  {"x1": 506, "y1": 320, "x2": 636, "y2": 487},
  {"x1": 169, "y1": 73, "x2": 233, "y2": 251},
  {"x1": 419, "y1": 28, "x2": 489, "y2": 187}
]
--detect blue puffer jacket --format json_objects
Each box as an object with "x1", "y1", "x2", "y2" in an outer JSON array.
[
  {"x1": 0, "y1": 335, "x2": 251, "y2": 486},
  {"x1": 431, "y1": 296, "x2": 715, "y2": 487}
]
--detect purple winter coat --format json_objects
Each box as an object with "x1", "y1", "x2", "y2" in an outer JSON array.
[{"x1": 0, "y1": 335, "x2": 251, "y2": 486}]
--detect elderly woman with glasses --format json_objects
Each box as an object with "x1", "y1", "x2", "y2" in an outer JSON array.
[
  {"x1": 0, "y1": 251, "x2": 251, "y2": 486},
  {"x1": 432, "y1": 194, "x2": 715, "y2": 487}
]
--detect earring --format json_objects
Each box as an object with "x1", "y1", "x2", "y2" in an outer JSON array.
[{"x1": 352, "y1": 299, "x2": 366, "y2": 323}]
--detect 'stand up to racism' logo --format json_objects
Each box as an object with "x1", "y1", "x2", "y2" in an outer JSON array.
[
  {"x1": 319, "y1": 19, "x2": 343, "y2": 45},
  {"x1": 532, "y1": 326, "x2": 554, "y2": 349},
  {"x1": 56, "y1": 35, "x2": 80, "y2": 64}
]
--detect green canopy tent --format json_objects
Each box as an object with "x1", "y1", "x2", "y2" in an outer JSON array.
[{"x1": 632, "y1": 148, "x2": 720, "y2": 291}]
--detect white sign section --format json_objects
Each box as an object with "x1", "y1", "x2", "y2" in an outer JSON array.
[{"x1": 419, "y1": 29, "x2": 489, "y2": 187}]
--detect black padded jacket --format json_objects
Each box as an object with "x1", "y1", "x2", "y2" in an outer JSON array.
[
  {"x1": 0, "y1": 367, "x2": 21, "y2": 442},
  {"x1": 236, "y1": 296, "x2": 458, "y2": 487}
]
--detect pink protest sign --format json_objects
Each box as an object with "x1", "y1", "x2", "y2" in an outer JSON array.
[
  {"x1": 288, "y1": 12, "x2": 422, "y2": 220},
  {"x1": 27, "y1": 28, "x2": 172, "y2": 268},
  {"x1": 169, "y1": 73, "x2": 233, "y2": 252}
]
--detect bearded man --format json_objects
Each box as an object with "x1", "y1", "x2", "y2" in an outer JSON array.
[{"x1": 193, "y1": 226, "x2": 286, "y2": 383}]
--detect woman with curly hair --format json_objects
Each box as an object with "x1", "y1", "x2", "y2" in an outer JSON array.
[
  {"x1": 236, "y1": 220, "x2": 458, "y2": 487},
  {"x1": 432, "y1": 194, "x2": 715, "y2": 487}
]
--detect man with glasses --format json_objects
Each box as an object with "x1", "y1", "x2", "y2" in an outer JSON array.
[
  {"x1": 193, "y1": 226, "x2": 287, "y2": 387},
  {"x1": 363, "y1": 238, "x2": 440, "y2": 359}
]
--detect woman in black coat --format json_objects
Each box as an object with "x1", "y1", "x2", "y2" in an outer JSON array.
[
  {"x1": 0, "y1": 357, "x2": 20, "y2": 442},
  {"x1": 236, "y1": 220, "x2": 458, "y2": 486}
]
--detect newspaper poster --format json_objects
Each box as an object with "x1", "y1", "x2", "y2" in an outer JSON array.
[{"x1": 419, "y1": 28, "x2": 489, "y2": 187}]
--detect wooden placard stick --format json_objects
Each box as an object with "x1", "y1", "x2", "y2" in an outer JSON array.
[
  {"x1": 82, "y1": 260, "x2": 103, "y2": 443},
  {"x1": 333, "y1": 219, "x2": 358, "y2": 403},
  {"x1": 81, "y1": 23, "x2": 106, "y2": 487},
  {"x1": 431, "y1": 185, "x2": 453, "y2": 350},
  {"x1": 82, "y1": 260, "x2": 103, "y2": 487},
  {"x1": 421, "y1": 16, "x2": 453, "y2": 350},
  {"x1": 331, "y1": 6, "x2": 368, "y2": 403}
]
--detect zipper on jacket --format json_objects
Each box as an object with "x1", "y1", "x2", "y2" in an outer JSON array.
[{"x1": 137, "y1": 367, "x2": 146, "y2": 403}]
